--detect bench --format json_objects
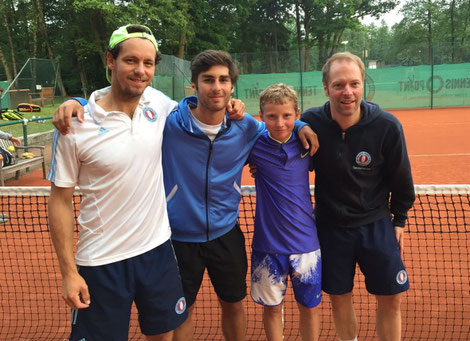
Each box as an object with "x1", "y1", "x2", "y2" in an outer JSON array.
[
  {"x1": 28, "y1": 87, "x2": 55, "y2": 107},
  {"x1": 0, "y1": 139, "x2": 46, "y2": 186}
]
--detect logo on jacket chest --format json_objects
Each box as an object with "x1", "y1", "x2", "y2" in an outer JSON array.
[
  {"x1": 143, "y1": 107, "x2": 157, "y2": 122},
  {"x1": 355, "y1": 151, "x2": 371, "y2": 167}
]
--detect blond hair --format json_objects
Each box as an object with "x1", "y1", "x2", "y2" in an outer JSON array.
[
  {"x1": 259, "y1": 83, "x2": 298, "y2": 112},
  {"x1": 322, "y1": 52, "x2": 365, "y2": 85}
]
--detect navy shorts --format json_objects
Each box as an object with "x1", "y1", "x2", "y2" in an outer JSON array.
[
  {"x1": 317, "y1": 216, "x2": 409, "y2": 295},
  {"x1": 172, "y1": 224, "x2": 248, "y2": 307},
  {"x1": 69, "y1": 240, "x2": 188, "y2": 341}
]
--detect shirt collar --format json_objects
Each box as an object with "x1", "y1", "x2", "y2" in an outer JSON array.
[
  {"x1": 87, "y1": 86, "x2": 153, "y2": 123},
  {"x1": 268, "y1": 132, "x2": 293, "y2": 144}
]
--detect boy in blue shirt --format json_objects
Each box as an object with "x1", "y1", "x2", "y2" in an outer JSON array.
[{"x1": 248, "y1": 84, "x2": 321, "y2": 341}]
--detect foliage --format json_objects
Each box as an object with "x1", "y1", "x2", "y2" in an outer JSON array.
[{"x1": 0, "y1": 0, "x2": 468, "y2": 94}]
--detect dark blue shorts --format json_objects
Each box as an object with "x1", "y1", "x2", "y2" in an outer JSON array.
[
  {"x1": 69, "y1": 240, "x2": 188, "y2": 341},
  {"x1": 172, "y1": 224, "x2": 248, "y2": 307},
  {"x1": 317, "y1": 216, "x2": 409, "y2": 295}
]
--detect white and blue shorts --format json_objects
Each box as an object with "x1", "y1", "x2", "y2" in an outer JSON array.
[{"x1": 250, "y1": 249, "x2": 322, "y2": 308}]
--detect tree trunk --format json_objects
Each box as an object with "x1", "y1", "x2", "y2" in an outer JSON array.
[
  {"x1": 240, "y1": 24, "x2": 248, "y2": 74},
  {"x1": 31, "y1": 22, "x2": 39, "y2": 91},
  {"x1": 460, "y1": 0, "x2": 470, "y2": 59},
  {"x1": 450, "y1": 0, "x2": 455, "y2": 62},
  {"x1": 295, "y1": 3, "x2": 303, "y2": 72},
  {"x1": 78, "y1": 59, "x2": 89, "y2": 98},
  {"x1": 303, "y1": 12, "x2": 311, "y2": 72},
  {"x1": 3, "y1": 12, "x2": 17, "y2": 77},
  {"x1": 33, "y1": 0, "x2": 67, "y2": 97},
  {"x1": 318, "y1": 36, "x2": 326, "y2": 68},
  {"x1": 178, "y1": 30, "x2": 186, "y2": 59},
  {"x1": 274, "y1": 30, "x2": 279, "y2": 73},
  {"x1": 0, "y1": 46, "x2": 13, "y2": 83},
  {"x1": 90, "y1": 15, "x2": 107, "y2": 68},
  {"x1": 427, "y1": 0, "x2": 433, "y2": 65}
]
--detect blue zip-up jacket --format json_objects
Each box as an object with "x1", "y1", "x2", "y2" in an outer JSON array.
[{"x1": 162, "y1": 96, "x2": 265, "y2": 242}]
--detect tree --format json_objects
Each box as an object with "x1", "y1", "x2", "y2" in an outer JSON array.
[
  {"x1": 292, "y1": 0, "x2": 399, "y2": 70},
  {"x1": 2, "y1": 1, "x2": 18, "y2": 77},
  {"x1": 0, "y1": 46, "x2": 13, "y2": 83},
  {"x1": 32, "y1": 0, "x2": 67, "y2": 96}
]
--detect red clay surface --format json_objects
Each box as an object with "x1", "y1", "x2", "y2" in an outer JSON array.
[{"x1": 241, "y1": 106, "x2": 470, "y2": 186}]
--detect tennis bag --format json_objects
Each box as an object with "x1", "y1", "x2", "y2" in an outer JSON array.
[
  {"x1": 0, "y1": 108, "x2": 23, "y2": 121},
  {"x1": 17, "y1": 103, "x2": 41, "y2": 112}
]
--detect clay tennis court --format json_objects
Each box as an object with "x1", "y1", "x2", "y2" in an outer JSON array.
[
  {"x1": 0, "y1": 106, "x2": 469, "y2": 340},
  {"x1": 241, "y1": 106, "x2": 470, "y2": 185}
]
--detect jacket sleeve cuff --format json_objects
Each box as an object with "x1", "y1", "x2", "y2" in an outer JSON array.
[
  {"x1": 392, "y1": 215, "x2": 407, "y2": 227},
  {"x1": 293, "y1": 120, "x2": 307, "y2": 133},
  {"x1": 70, "y1": 97, "x2": 88, "y2": 107}
]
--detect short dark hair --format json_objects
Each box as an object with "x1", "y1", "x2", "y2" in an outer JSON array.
[
  {"x1": 107, "y1": 25, "x2": 162, "y2": 65},
  {"x1": 190, "y1": 50, "x2": 238, "y2": 85}
]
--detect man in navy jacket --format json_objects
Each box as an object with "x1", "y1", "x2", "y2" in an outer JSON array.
[{"x1": 301, "y1": 52, "x2": 415, "y2": 341}]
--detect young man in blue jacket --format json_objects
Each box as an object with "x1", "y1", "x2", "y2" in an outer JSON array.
[
  {"x1": 53, "y1": 49, "x2": 318, "y2": 341},
  {"x1": 301, "y1": 52, "x2": 415, "y2": 341},
  {"x1": 162, "y1": 50, "x2": 316, "y2": 341}
]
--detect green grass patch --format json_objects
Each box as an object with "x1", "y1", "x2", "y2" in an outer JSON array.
[{"x1": 0, "y1": 103, "x2": 59, "y2": 138}]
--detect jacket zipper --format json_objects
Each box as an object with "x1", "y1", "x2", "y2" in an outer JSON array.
[
  {"x1": 200, "y1": 119, "x2": 230, "y2": 242},
  {"x1": 205, "y1": 140, "x2": 214, "y2": 241}
]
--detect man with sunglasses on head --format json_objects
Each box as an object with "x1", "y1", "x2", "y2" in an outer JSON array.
[{"x1": 47, "y1": 24, "x2": 188, "y2": 341}]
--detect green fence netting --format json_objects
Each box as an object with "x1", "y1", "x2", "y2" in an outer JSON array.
[{"x1": 235, "y1": 63, "x2": 470, "y2": 114}]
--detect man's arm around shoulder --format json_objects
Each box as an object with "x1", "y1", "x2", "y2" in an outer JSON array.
[{"x1": 53, "y1": 98, "x2": 86, "y2": 135}]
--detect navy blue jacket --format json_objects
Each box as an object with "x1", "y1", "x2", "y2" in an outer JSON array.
[{"x1": 301, "y1": 100, "x2": 415, "y2": 228}]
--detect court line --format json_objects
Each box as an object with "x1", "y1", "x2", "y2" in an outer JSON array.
[{"x1": 410, "y1": 153, "x2": 470, "y2": 157}]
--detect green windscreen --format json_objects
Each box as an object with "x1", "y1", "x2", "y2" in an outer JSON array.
[{"x1": 235, "y1": 63, "x2": 470, "y2": 114}]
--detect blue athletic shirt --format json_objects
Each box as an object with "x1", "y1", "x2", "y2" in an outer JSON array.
[{"x1": 248, "y1": 130, "x2": 320, "y2": 255}]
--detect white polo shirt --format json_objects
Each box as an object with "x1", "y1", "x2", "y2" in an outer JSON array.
[{"x1": 48, "y1": 86, "x2": 177, "y2": 266}]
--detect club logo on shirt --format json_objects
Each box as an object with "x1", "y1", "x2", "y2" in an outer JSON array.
[
  {"x1": 175, "y1": 297, "x2": 187, "y2": 314},
  {"x1": 355, "y1": 151, "x2": 371, "y2": 167},
  {"x1": 143, "y1": 107, "x2": 157, "y2": 122},
  {"x1": 396, "y1": 270, "x2": 408, "y2": 285}
]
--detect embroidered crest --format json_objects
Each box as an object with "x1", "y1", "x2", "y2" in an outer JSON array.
[
  {"x1": 175, "y1": 297, "x2": 186, "y2": 314},
  {"x1": 355, "y1": 151, "x2": 371, "y2": 167},
  {"x1": 143, "y1": 107, "x2": 157, "y2": 122},
  {"x1": 396, "y1": 270, "x2": 408, "y2": 285}
]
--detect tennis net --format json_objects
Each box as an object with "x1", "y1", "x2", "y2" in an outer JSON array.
[{"x1": 0, "y1": 185, "x2": 469, "y2": 340}]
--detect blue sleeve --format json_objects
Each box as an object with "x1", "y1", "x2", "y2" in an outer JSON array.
[
  {"x1": 293, "y1": 120, "x2": 307, "y2": 133},
  {"x1": 71, "y1": 97, "x2": 88, "y2": 107},
  {"x1": 243, "y1": 114, "x2": 266, "y2": 142}
]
